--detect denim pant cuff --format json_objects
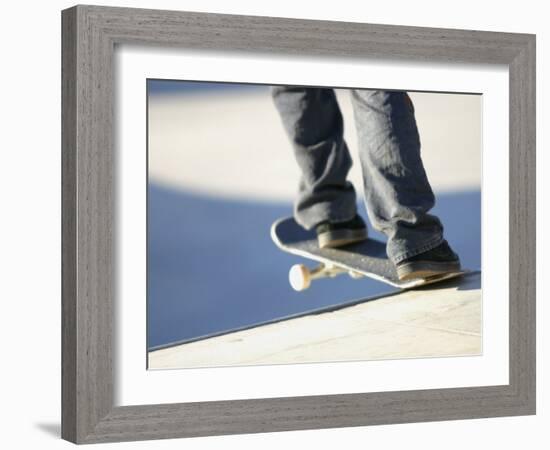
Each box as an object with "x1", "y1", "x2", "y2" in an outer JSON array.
[
  {"x1": 294, "y1": 201, "x2": 357, "y2": 230},
  {"x1": 390, "y1": 234, "x2": 444, "y2": 264}
]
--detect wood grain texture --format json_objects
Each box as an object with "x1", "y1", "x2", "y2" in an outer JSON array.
[
  {"x1": 61, "y1": 7, "x2": 77, "y2": 443},
  {"x1": 508, "y1": 35, "x2": 536, "y2": 411},
  {"x1": 61, "y1": 4, "x2": 536, "y2": 444},
  {"x1": 62, "y1": 5, "x2": 114, "y2": 442}
]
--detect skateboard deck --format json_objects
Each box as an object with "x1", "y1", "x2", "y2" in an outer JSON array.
[{"x1": 271, "y1": 217, "x2": 466, "y2": 290}]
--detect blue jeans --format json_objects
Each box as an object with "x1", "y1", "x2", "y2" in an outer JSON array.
[{"x1": 271, "y1": 87, "x2": 444, "y2": 264}]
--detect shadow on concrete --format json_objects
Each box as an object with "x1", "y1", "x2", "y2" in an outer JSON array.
[
  {"x1": 455, "y1": 271, "x2": 482, "y2": 291},
  {"x1": 415, "y1": 270, "x2": 481, "y2": 292},
  {"x1": 148, "y1": 184, "x2": 480, "y2": 349}
]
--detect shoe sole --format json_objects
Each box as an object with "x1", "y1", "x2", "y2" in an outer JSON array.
[
  {"x1": 396, "y1": 260, "x2": 461, "y2": 281},
  {"x1": 318, "y1": 228, "x2": 368, "y2": 249}
]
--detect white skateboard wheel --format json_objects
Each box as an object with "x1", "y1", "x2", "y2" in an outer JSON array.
[{"x1": 289, "y1": 264, "x2": 311, "y2": 291}]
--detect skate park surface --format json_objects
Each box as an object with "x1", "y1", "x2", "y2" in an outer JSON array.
[{"x1": 146, "y1": 83, "x2": 482, "y2": 368}]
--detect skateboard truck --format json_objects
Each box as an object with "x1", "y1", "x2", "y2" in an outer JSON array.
[{"x1": 289, "y1": 263, "x2": 364, "y2": 291}]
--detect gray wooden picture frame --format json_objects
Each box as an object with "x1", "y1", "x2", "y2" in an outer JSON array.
[{"x1": 61, "y1": 4, "x2": 536, "y2": 444}]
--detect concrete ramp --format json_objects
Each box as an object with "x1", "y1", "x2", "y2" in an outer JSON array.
[{"x1": 148, "y1": 272, "x2": 481, "y2": 369}]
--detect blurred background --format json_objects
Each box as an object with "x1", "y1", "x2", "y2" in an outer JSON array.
[{"x1": 147, "y1": 80, "x2": 481, "y2": 351}]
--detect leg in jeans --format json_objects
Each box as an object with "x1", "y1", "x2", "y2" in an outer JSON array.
[
  {"x1": 271, "y1": 86, "x2": 357, "y2": 230},
  {"x1": 350, "y1": 90, "x2": 444, "y2": 264}
]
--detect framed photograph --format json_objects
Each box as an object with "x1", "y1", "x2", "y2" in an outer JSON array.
[{"x1": 61, "y1": 5, "x2": 536, "y2": 444}]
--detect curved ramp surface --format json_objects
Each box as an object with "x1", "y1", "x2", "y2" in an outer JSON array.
[{"x1": 148, "y1": 272, "x2": 481, "y2": 369}]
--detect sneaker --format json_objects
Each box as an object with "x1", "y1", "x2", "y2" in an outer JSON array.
[
  {"x1": 315, "y1": 215, "x2": 367, "y2": 249},
  {"x1": 395, "y1": 240, "x2": 461, "y2": 281}
]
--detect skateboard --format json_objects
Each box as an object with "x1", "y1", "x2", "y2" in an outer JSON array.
[{"x1": 271, "y1": 217, "x2": 466, "y2": 291}]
